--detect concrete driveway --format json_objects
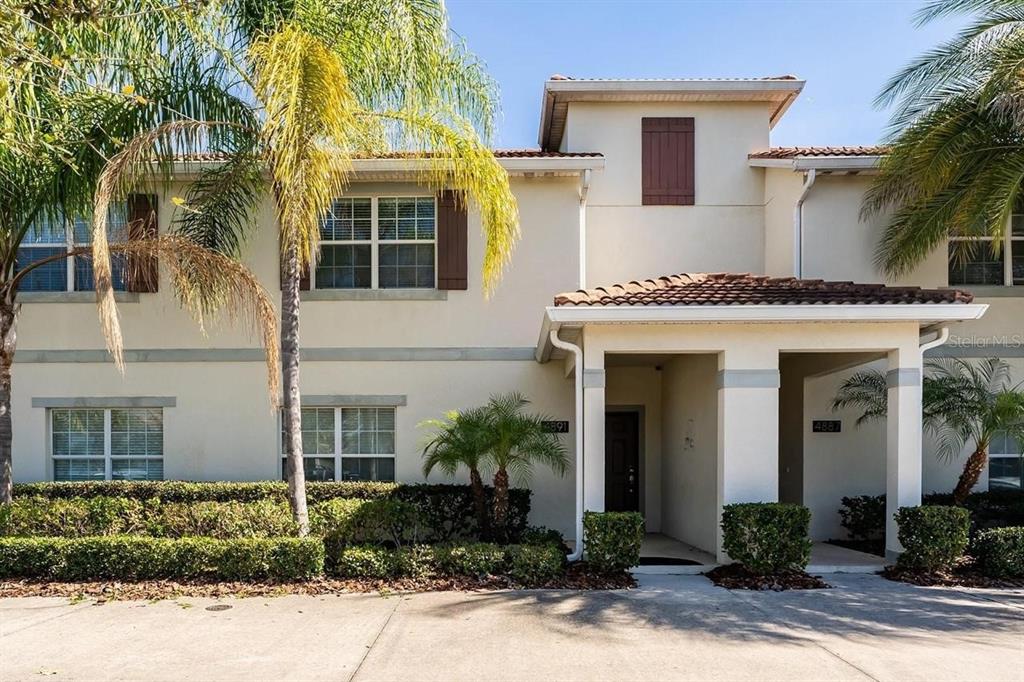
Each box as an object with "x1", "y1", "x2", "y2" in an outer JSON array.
[{"x1": 1, "y1": 574, "x2": 1022, "y2": 682}]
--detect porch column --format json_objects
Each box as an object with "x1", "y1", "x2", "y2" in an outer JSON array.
[
  {"x1": 885, "y1": 348, "x2": 923, "y2": 561},
  {"x1": 716, "y1": 352, "x2": 780, "y2": 562},
  {"x1": 582, "y1": 344, "x2": 605, "y2": 513}
]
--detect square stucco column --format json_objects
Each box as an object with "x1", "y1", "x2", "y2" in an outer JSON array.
[
  {"x1": 716, "y1": 355, "x2": 780, "y2": 562},
  {"x1": 886, "y1": 349, "x2": 923, "y2": 561},
  {"x1": 582, "y1": 345, "x2": 606, "y2": 513}
]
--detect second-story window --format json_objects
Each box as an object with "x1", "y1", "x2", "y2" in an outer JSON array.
[
  {"x1": 314, "y1": 196, "x2": 436, "y2": 290},
  {"x1": 17, "y1": 209, "x2": 128, "y2": 292},
  {"x1": 949, "y1": 212, "x2": 1024, "y2": 286}
]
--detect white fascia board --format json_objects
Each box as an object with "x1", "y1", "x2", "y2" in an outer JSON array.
[
  {"x1": 748, "y1": 156, "x2": 884, "y2": 171},
  {"x1": 747, "y1": 158, "x2": 795, "y2": 169},
  {"x1": 544, "y1": 79, "x2": 806, "y2": 97},
  {"x1": 545, "y1": 303, "x2": 989, "y2": 325}
]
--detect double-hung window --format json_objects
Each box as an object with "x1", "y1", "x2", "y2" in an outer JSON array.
[
  {"x1": 948, "y1": 212, "x2": 1024, "y2": 286},
  {"x1": 17, "y1": 209, "x2": 128, "y2": 292},
  {"x1": 281, "y1": 407, "x2": 396, "y2": 482},
  {"x1": 313, "y1": 197, "x2": 435, "y2": 290},
  {"x1": 989, "y1": 433, "x2": 1023, "y2": 491},
  {"x1": 50, "y1": 407, "x2": 164, "y2": 481}
]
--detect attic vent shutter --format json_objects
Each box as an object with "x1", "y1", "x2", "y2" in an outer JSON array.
[
  {"x1": 642, "y1": 117, "x2": 695, "y2": 206},
  {"x1": 436, "y1": 190, "x2": 468, "y2": 290},
  {"x1": 126, "y1": 194, "x2": 159, "y2": 292}
]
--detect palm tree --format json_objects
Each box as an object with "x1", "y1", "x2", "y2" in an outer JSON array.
[
  {"x1": 865, "y1": 0, "x2": 1024, "y2": 277},
  {"x1": 421, "y1": 406, "x2": 493, "y2": 535},
  {"x1": 0, "y1": 1, "x2": 280, "y2": 503},
  {"x1": 482, "y1": 393, "x2": 568, "y2": 540},
  {"x1": 833, "y1": 358, "x2": 1024, "y2": 504},
  {"x1": 92, "y1": 1, "x2": 519, "y2": 534}
]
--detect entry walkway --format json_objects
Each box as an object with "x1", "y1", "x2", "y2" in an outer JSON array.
[
  {"x1": 637, "y1": 533, "x2": 886, "y2": 574},
  {"x1": 3, "y1": 574, "x2": 1021, "y2": 681}
]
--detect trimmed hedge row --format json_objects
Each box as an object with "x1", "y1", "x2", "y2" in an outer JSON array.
[
  {"x1": 973, "y1": 527, "x2": 1024, "y2": 578},
  {"x1": 11, "y1": 481, "x2": 396, "y2": 503},
  {"x1": 584, "y1": 511, "x2": 644, "y2": 574},
  {"x1": 721, "y1": 503, "x2": 812, "y2": 574},
  {"x1": 839, "y1": 490, "x2": 1024, "y2": 541},
  {"x1": 334, "y1": 541, "x2": 566, "y2": 586},
  {"x1": 3, "y1": 484, "x2": 532, "y2": 544},
  {"x1": 0, "y1": 536, "x2": 324, "y2": 581}
]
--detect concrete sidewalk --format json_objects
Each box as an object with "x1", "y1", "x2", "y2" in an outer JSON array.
[{"x1": 1, "y1": 574, "x2": 1022, "y2": 681}]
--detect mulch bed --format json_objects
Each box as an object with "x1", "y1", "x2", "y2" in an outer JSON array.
[
  {"x1": 0, "y1": 564, "x2": 635, "y2": 602},
  {"x1": 704, "y1": 563, "x2": 830, "y2": 591},
  {"x1": 882, "y1": 560, "x2": 1024, "y2": 589}
]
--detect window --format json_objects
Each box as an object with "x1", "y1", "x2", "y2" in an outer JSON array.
[
  {"x1": 948, "y1": 212, "x2": 1024, "y2": 286},
  {"x1": 51, "y1": 408, "x2": 163, "y2": 481},
  {"x1": 17, "y1": 209, "x2": 128, "y2": 292},
  {"x1": 989, "y1": 433, "x2": 1023, "y2": 491},
  {"x1": 313, "y1": 197, "x2": 435, "y2": 290},
  {"x1": 281, "y1": 407, "x2": 396, "y2": 482}
]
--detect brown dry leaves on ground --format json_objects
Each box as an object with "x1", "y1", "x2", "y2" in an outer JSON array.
[
  {"x1": 704, "y1": 564, "x2": 831, "y2": 591},
  {"x1": 0, "y1": 566, "x2": 635, "y2": 602}
]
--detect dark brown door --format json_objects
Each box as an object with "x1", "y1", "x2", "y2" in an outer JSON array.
[{"x1": 605, "y1": 412, "x2": 640, "y2": 512}]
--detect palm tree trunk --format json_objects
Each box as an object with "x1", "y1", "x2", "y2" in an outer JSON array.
[
  {"x1": 0, "y1": 299, "x2": 17, "y2": 504},
  {"x1": 282, "y1": 244, "x2": 309, "y2": 535},
  {"x1": 493, "y1": 467, "x2": 509, "y2": 540},
  {"x1": 953, "y1": 446, "x2": 987, "y2": 506},
  {"x1": 469, "y1": 467, "x2": 488, "y2": 538}
]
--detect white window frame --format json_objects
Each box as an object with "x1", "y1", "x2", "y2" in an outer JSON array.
[
  {"x1": 312, "y1": 196, "x2": 437, "y2": 291},
  {"x1": 279, "y1": 406, "x2": 397, "y2": 482},
  {"x1": 19, "y1": 210, "x2": 128, "y2": 293},
  {"x1": 49, "y1": 407, "x2": 164, "y2": 481},
  {"x1": 948, "y1": 213, "x2": 1024, "y2": 287},
  {"x1": 989, "y1": 432, "x2": 1023, "y2": 491}
]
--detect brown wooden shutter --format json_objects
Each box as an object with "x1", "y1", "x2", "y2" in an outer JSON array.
[
  {"x1": 641, "y1": 117, "x2": 695, "y2": 206},
  {"x1": 436, "y1": 190, "x2": 468, "y2": 290},
  {"x1": 126, "y1": 194, "x2": 158, "y2": 293},
  {"x1": 279, "y1": 240, "x2": 310, "y2": 291}
]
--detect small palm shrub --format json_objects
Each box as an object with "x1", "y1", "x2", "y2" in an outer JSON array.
[
  {"x1": 721, "y1": 503, "x2": 812, "y2": 574},
  {"x1": 895, "y1": 506, "x2": 970, "y2": 572},
  {"x1": 972, "y1": 527, "x2": 1024, "y2": 578},
  {"x1": 584, "y1": 511, "x2": 644, "y2": 574}
]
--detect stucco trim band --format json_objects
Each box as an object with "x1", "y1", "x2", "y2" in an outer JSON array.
[
  {"x1": 582, "y1": 369, "x2": 606, "y2": 389},
  {"x1": 716, "y1": 369, "x2": 781, "y2": 389},
  {"x1": 32, "y1": 396, "x2": 177, "y2": 408},
  {"x1": 15, "y1": 347, "x2": 537, "y2": 363},
  {"x1": 886, "y1": 368, "x2": 921, "y2": 388},
  {"x1": 301, "y1": 394, "x2": 407, "y2": 407}
]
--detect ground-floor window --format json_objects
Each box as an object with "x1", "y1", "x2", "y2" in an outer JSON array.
[
  {"x1": 51, "y1": 407, "x2": 164, "y2": 481},
  {"x1": 988, "y1": 433, "x2": 1022, "y2": 491},
  {"x1": 280, "y1": 406, "x2": 396, "y2": 482}
]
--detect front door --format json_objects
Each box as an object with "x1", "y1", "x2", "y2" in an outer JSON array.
[{"x1": 605, "y1": 411, "x2": 640, "y2": 512}]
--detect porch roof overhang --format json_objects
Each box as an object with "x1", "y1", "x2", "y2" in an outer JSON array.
[{"x1": 535, "y1": 272, "x2": 988, "y2": 362}]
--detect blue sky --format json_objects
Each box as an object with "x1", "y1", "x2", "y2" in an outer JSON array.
[{"x1": 446, "y1": 0, "x2": 965, "y2": 149}]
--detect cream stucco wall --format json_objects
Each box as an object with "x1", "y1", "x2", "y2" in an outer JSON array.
[{"x1": 564, "y1": 102, "x2": 772, "y2": 285}]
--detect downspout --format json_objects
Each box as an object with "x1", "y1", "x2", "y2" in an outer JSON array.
[
  {"x1": 919, "y1": 326, "x2": 949, "y2": 355},
  {"x1": 549, "y1": 328, "x2": 585, "y2": 561},
  {"x1": 793, "y1": 168, "x2": 816, "y2": 278},
  {"x1": 578, "y1": 169, "x2": 592, "y2": 289}
]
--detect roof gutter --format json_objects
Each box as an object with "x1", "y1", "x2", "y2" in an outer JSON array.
[
  {"x1": 548, "y1": 329, "x2": 585, "y2": 562},
  {"x1": 794, "y1": 168, "x2": 816, "y2": 278}
]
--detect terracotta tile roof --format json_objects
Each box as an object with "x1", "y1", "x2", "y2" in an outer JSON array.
[
  {"x1": 554, "y1": 273, "x2": 973, "y2": 307},
  {"x1": 749, "y1": 146, "x2": 889, "y2": 159},
  {"x1": 175, "y1": 150, "x2": 602, "y2": 162}
]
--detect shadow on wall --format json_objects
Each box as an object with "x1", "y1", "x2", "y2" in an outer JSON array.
[{"x1": 418, "y1": 575, "x2": 1024, "y2": 643}]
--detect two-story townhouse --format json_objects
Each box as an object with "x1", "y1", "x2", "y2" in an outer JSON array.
[{"x1": 14, "y1": 75, "x2": 1013, "y2": 567}]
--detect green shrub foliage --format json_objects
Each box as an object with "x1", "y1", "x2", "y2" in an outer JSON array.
[
  {"x1": 434, "y1": 543, "x2": 506, "y2": 576},
  {"x1": 583, "y1": 511, "x2": 644, "y2": 574},
  {"x1": 0, "y1": 536, "x2": 324, "y2": 581},
  {"x1": 972, "y1": 526, "x2": 1024, "y2": 578},
  {"x1": 334, "y1": 545, "x2": 397, "y2": 579},
  {"x1": 838, "y1": 495, "x2": 886, "y2": 541},
  {"x1": 506, "y1": 544, "x2": 565, "y2": 586},
  {"x1": 895, "y1": 505, "x2": 970, "y2": 572},
  {"x1": 721, "y1": 503, "x2": 812, "y2": 574}
]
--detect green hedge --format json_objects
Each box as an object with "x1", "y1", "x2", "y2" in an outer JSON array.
[
  {"x1": 895, "y1": 505, "x2": 970, "y2": 572},
  {"x1": 721, "y1": 503, "x2": 812, "y2": 574},
  {"x1": 972, "y1": 527, "x2": 1024, "y2": 578},
  {"x1": 10, "y1": 482, "x2": 531, "y2": 544},
  {"x1": 583, "y1": 511, "x2": 644, "y2": 574},
  {"x1": 838, "y1": 495, "x2": 887, "y2": 541},
  {"x1": 434, "y1": 543, "x2": 506, "y2": 576},
  {"x1": 506, "y1": 544, "x2": 565, "y2": 586},
  {"x1": 0, "y1": 536, "x2": 324, "y2": 581},
  {"x1": 838, "y1": 491, "x2": 1024, "y2": 542}
]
